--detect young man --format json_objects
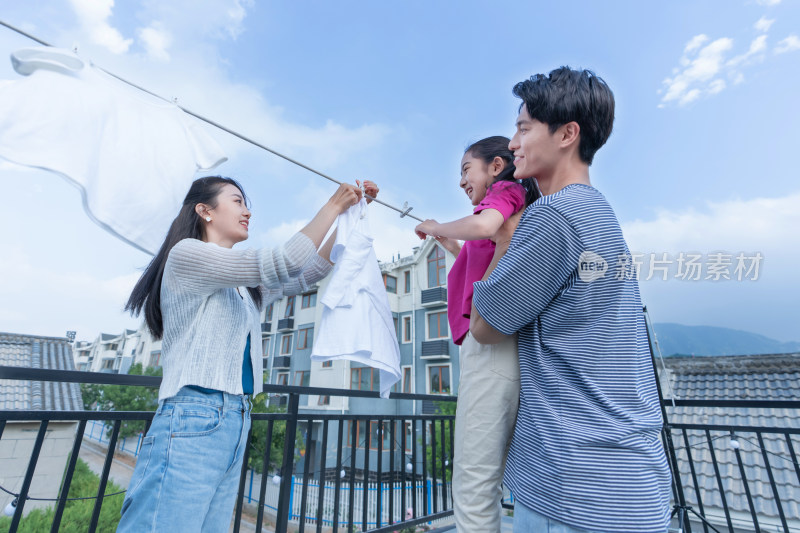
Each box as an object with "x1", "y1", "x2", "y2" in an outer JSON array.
[{"x1": 470, "y1": 67, "x2": 671, "y2": 532}]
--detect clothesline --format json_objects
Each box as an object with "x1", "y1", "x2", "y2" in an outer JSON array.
[{"x1": 0, "y1": 19, "x2": 425, "y2": 223}]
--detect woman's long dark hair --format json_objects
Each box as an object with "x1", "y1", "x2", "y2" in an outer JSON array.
[
  {"x1": 125, "y1": 176, "x2": 262, "y2": 339},
  {"x1": 465, "y1": 135, "x2": 540, "y2": 206}
]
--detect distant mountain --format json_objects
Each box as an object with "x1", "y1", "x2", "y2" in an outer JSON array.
[{"x1": 652, "y1": 323, "x2": 800, "y2": 357}]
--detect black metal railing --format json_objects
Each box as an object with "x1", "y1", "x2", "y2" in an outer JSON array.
[
  {"x1": 661, "y1": 399, "x2": 800, "y2": 533},
  {"x1": 2, "y1": 366, "x2": 799, "y2": 533},
  {"x1": 0, "y1": 366, "x2": 456, "y2": 533}
]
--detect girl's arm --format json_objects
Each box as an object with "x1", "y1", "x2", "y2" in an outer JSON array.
[{"x1": 415, "y1": 208, "x2": 505, "y2": 242}]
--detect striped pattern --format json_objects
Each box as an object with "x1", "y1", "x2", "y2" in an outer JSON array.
[
  {"x1": 158, "y1": 232, "x2": 332, "y2": 401},
  {"x1": 473, "y1": 184, "x2": 671, "y2": 532}
]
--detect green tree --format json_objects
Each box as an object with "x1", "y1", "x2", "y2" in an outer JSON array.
[
  {"x1": 98, "y1": 363, "x2": 162, "y2": 440},
  {"x1": 0, "y1": 459, "x2": 124, "y2": 532},
  {"x1": 424, "y1": 400, "x2": 456, "y2": 482},
  {"x1": 247, "y1": 392, "x2": 304, "y2": 473}
]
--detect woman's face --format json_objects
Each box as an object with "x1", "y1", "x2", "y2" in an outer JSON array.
[
  {"x1": 204, "y1": 184, "x2": 251, "y2": 248},
  {"x1": 459, "y1": 152, "x2": 494, "y2": 206}
]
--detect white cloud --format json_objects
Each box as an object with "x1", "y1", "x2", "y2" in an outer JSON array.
[
  {"x1": 727, "y1": 35, "x2": 768, "y2": 67},
  {"x1": 659, "y1": 17, "x2": 783, "y2": 108},
  {"x1": 775, "y1": 35, "x2": 800, "y2": 54},
  {"x1": 661, "y1": 37, "x2": 732, "y2": 105},
  {"x1": 138, "y1": 23, "x2": 172, "y2": 61},
  {"x1": 707, "y1": 79, "x2": 726, "y2": 94},
  {"x1": 68, "y1": 0, "x2": 132, "y2": 54},
  {"x1": 754, "y1": 16, "x2": 775, "y2": 33},
  {"x1": 684, "y1": 34, "x2": 709, "y2": 53},
  {"x1": 0, "y1": 247, "x2": 140, "y2": 338},
  {"x1": 755, "y1": 0, "x2": 781, "y2": 5},
  {"x1": 623, "y1": 192, "x2": 800, "y2": 261}
]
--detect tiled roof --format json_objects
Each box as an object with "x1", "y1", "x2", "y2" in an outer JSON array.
[
  {"x1": 659, "y1": 353, "x2": 800, "y2": 528},
  {"x1": 0, "y1": 332, "x2": 84, "y2": 411}
]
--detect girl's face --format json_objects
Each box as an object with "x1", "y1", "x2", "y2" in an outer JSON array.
[
  {"x1": 202, "y1": 184, "x2": 251, "y2": 248},
  {"x1": 459, "y1": 152, "x2": 495, "y2": 206}
]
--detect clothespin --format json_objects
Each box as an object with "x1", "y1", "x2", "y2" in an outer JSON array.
[{"x1": 399, "y1": 201, "x2": 413, "y2": 218}]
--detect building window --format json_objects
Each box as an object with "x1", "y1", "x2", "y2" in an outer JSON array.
[
  {"x1": 322, "y1": 360, "x2": 332, "y2": 368},
  {"x1": 347, "y1": 420, "x2": 367, "y2": 448},
  {"x1": 297, "y1": 327, "x2": 313, "y2": 350},
  {"x1": 369, "y1": 421, "x2": 392, "y2": 450},
  {"x1": 404, "y1": 270, "x2": 411, "y2": 293},
  {"x1": 428, "y1": 365, "x2": 451, "y2": 394},
  {"x1": 402, "y1": 366, "x2": 412, "y2": 393},
  {"x1": 264, "y1": 303, "x2": 274, "y2": 322},
  {"x1": 294, "y1": 371, "x2": 310, "y2": 387},
  {"x1": 301, "y1": 292, "x2": 317, "y2": 309},
  {"x1": 280, "y1": 334, "x2": 293, "y2": 355},
  {"x1": 427, "y1": 246, "x2": 446, "y2": 288},
  {"x1": 318, "y1": 395, "x2": 330, "y2": 405},
  {"x1": 427, "y1": 311, "x2": 449, "y2": 339},
  {"x1": 402, "y1": 316, "x2": 412, "y2": 343},
  {"x1": 383, "y1": 274, "x2": 397, "y2": 293},
  {"x1": 149, "y1": 351, "x2": 161, "y2": 367},
  {"x1": 284, "y1": 296, "x2": 295, "y2": 318},
  {"x1": 276, "y1": 372, "x2": 289, "y2": 385},
  {"x1": 404, "y1": 421, "x2": 413, "y2": 453},
  {"x1": 350, "y1": 367, "x2": 379, "y2": 391}
]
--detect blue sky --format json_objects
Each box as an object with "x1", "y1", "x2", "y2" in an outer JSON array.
[{"x1": 0, "y1": 0, "x2": 798, "y2": 343}]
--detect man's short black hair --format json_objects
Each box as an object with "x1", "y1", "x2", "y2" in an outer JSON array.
[{"x1": 512, "y1": 67, "x2": 615, "y2": 165}]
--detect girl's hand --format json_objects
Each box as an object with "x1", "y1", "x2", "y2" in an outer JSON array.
[
  {"x1": 356, "y1": 179, "x2": 379, "y2": 204},
  {"x1": 435, "y1": 236, "x2": 461, "y2": 257},
  {"x1": 328, "y1": 183, "x2": 363, "y2": 214},
  {"x1": 415, "y1": 219, "x2": 440, "y2": 240}
]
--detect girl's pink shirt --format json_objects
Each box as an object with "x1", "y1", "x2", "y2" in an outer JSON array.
[{"x1": 447, "y1": 180, "x2": 526, "y2": 345}]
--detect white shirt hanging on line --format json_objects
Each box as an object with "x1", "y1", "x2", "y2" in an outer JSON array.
[
  {"x1": 0, "y1": 47, "x2": 227, "y2": 255},
  {"x1": 311, "y1": 198, "x2": 401, "y2": 398}
]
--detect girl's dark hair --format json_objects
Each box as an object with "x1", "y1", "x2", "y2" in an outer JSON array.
[
  {"x1": 465, "y1": 136, "x2": 540, "y2": 206},
  {"x1": 125, "y1": 176, "x2": 262, "y2": 339}
]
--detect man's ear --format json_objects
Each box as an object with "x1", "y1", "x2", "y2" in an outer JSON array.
[{"x1": 560, "y1": 122, "x2": 581, "y2": 149}]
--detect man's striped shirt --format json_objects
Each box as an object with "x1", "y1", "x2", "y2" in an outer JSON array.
[{"x1": 473, "y1": 184, "x2": 671, "y2": 532}]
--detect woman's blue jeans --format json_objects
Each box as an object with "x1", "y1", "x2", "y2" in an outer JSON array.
[{"x1": 117, "y1": 387, "x2": 252, "y2": 533}]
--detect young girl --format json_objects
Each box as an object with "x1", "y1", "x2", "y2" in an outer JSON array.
[
  {"x1": 117, "y1": 176, "x2": 375, "y2": 532},
  {"x1": 414, "y1": 136, "x2": 537, "y2": 533}
]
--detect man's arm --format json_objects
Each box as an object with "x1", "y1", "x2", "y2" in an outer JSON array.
[{"x1": 469, "y1": 211, "x2": 522, "y2": 344}]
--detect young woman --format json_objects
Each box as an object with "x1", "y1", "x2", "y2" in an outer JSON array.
[
  {"x1": 117, "y1": 176, "x2": 376, "y2": 532},
  {"x1": 415, "y1": 136, "x2": 538, "y2": 533}
]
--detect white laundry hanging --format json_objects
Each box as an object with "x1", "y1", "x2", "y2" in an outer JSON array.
[
  {"x1": 311, "y1": 198, "x2": 401, "y2": 398},
  {"x1": 0, "y1": 46, "x2": 227, "y2": 254}
]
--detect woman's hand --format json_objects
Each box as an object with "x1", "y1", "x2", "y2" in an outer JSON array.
[
  {"x1": 415, "y1": 219, "x2": 440, "y2": 240},
  {"x1": 328, "y1": 183, "x2": 363, "y2": 214},
  {"x1": 356, "y1": 179, "x2": 379, "y2": 204}
]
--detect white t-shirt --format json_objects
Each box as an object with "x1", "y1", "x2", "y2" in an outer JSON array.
[
  {"x1": 311, "y1": 199, "x2": 401, "y2": 398},
  {"x1": 0, "y1": 46, "x2": 227, "y2": 254}
]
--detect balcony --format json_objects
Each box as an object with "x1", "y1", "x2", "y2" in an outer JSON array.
[
  {"x1": 260, "y1": 322, "x2": 271, "y2": 334},
  {"x1": 421, "y1": 340, "x2": 450, "y2": 359},
  {"x1": 272, "y1": 355, "x2": 291, "y2": 368},
  {"x1": 2, "y1": 352, "x2": 798, "y2": 533},
  {"x1": 421, "y1": 287, "x2": 447, "y2": 307},
  {"x1": 0, "y1": 366, "x2": 458, "y2": 533},
  {"x1": 277, "y1": 318, "x2": 294, "y2": 331}
]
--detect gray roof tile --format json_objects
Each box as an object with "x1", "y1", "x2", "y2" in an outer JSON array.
[
  {"x1": 0, "y1": 332, "x2": 85, "y2": 411},
  {"x1": 660, "y1": 353, "x2": 799, "y2": 526}
]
